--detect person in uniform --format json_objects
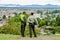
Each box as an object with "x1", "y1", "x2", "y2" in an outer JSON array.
[
  {"x1": 28, "y1": 12, "x2": 38, "y2": 38},
  {"x1": 19, "y1": 11, "x2": 27, "y2": 37}
]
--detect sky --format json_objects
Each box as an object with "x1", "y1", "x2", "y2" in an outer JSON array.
[{"x1": 0, "y1": 0, "x2": 60, "y2": 5}]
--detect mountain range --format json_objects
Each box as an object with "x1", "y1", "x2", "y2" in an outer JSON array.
[{"x1": 0, "y1": 4, "x2": 60, "y2": 8}]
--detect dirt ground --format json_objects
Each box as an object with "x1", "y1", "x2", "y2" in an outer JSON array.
[{"x1": 13, "y1": 35, "x2": 60, "y2": 40}]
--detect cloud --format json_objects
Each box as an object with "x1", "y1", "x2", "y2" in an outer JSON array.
[
  {"x1": 0, "y1": 0, "x2": 60, "y2": 5},
  {"x1": 0, "y1": 0, "x2": 20, "y2": 4},
  {"x1": 57, "y1": 0, "x2": 60, "y2": 1}
]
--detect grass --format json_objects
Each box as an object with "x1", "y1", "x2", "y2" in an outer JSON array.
[{"x1": 0, "y1": 34, "x2": 20, "y2": 40}]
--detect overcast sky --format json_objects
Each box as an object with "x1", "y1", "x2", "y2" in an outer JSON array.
[{"x1": 0, "y1": 0, "x2": 60, "y2": 5}]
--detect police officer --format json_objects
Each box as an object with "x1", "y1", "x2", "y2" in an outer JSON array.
[
  {"x1": 28, "y1": 13, "x2": 38, "y2": 38},
  {"x1": 19, "y1": 12, "x2": 27, "y2": 37}
]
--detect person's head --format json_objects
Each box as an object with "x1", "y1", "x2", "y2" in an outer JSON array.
[
  {"x1": 23, "y1": 11, "x2": 26, "y2": 14},
  {"x1": 30, "y1": 12, "x2": 34, "y2": 15}
]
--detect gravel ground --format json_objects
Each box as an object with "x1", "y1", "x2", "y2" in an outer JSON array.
[{"x1": 14, "y1": 35, "x2": 60, "y2": 40}]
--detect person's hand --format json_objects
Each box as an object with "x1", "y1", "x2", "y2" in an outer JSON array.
[
  {"x1": 30, "y1": 22, "x2": 34, "y2": 25},
  {"x1": 37, "y1": 24, "x2": 40, "y2": 28},
  {"x1": 27, "y1": 23, "x2": 29, "y2": 26}
]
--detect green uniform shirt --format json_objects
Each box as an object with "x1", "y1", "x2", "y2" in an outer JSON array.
[{"x1": 19, "y1": 14, "x2": 26, "y2": 22}]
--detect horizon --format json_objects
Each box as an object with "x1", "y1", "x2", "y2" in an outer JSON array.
[{"x1": 0, "y1": 4, "x2": 60, "y2": 6}]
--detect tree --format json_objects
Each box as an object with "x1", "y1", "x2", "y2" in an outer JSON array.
[
  {"x1": 37, "y1": 10, "x2": 43, "y2": 17},
  {"x1": 56, "y1": 15, "x2": 60, "y2": 26},
  {"x1": 3, "y1": 15, "x2": 6, "y2": 19},
  {"x1": 50, "y1": 19, "x2": 56, "y2": 26},
  {"x1": 13, "y1": 12, "x2": 17, "y2": 16},
  {"x1": 37, "y1": 10, "x2": 43, "y2": 14}
]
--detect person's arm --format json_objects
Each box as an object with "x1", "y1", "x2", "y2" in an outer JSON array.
[
  {"x1": 27, "y1": 17, "x2": 31, "y2": 23},
  {"x1": 26, "y1": 17, "x2": 30, "y2": 26},
  {"x1": 34, "y1": 18, "x2": 38, "y2": 25}
]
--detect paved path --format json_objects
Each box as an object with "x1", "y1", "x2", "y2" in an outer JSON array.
[{"x1": 14, "y1": 35, "x2": 60, "y2": 40}]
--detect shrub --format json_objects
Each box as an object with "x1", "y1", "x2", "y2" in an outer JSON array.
[{"x1": 0, "y1": 15, "x2": 40, "y2": 35}]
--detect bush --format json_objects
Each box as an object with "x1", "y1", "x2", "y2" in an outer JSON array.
[
  {"x1": 55, "y1": 27, "x2": 60, "y2": 34},
  {"x1": 0, "y1": 22, "x2": 21, "y2": 35},
  {"x1": 0, "y1": 14, "x2": 60, "y2": 35},
  {"x1": 0, "y1": 15, "x2": 21, "y2": 35},
  {"x1": 0, "y1": 15, "x2": 40, "y2": 35}
]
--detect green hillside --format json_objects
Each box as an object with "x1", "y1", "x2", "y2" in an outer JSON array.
[
  {"x1": 0, "y1": 14, "x2": 60, "y2": 35},
  {"x1": 0, "y1": 14, "x2": 40, "y2": 35}
]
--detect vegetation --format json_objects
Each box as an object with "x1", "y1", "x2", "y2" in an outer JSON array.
[
  {"x1": 0, "y1": 15, "x2": 21, "y2": 35},
  {"x1": 0, "y1": 34, "x2": 20, "y2": 40},
  {"x1": 3, "y1": 15, "x2": 6, "y2": 19},
  {"x1": 56, "y1": 15, "x2": 60, "y2": 26},
  {"x1": 0, "y1": 10, "x2": 60, "y2": 35},
  {"x1": 0, "y1": 14, "x2": 40, "y2": 35}
]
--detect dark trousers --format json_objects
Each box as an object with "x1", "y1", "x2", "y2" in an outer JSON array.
[
  {"x1": 21, "y1": 22, "x2": 26, "y2": 37},
  {"x1": 29, "y1": 23, "x2": 37, "y2": 37}
]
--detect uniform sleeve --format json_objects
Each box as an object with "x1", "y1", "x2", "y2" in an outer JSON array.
[
  {"x1": 34, "y1": 18, "x2": 38, "y2": 25},
  {"x1": 27, "y1": 17, "x2": 30, "y2": 23},
  {"x1": 26, "y1": 17, "x2": 30, "y2": 25}
]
